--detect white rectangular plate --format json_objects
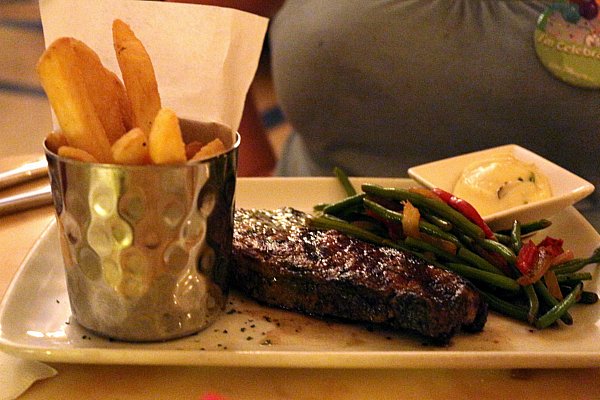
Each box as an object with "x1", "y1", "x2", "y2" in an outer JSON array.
[{"x1": 1, "y1": 177, "x2": 600, "y2": 368}]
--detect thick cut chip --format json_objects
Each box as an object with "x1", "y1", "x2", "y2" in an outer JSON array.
[
  {"x1": 190, "y1": 138, "x2": 227, "y2": 161},
  {"x1": 113, "y1": 19, "x2": 161, "y2": 135},
  {"x1": 185, "y1": 140, "x2": 205, "y2": 160},
  {"x1": 148, "y1": 108, "x2": 186, "y2": 164},
  {"x1": 71, "y1": 39, "x2": 133, "y2": 144},
  {"x1": 111, "y1": 127, "x2": 151, "y2": 165},
  {"x1": 45, "y1": 131, "x2": 69, "y2": 154},
  {"x1": 36, "y1": 37, "x2": 113, "y2": 163},
  {"x1": 58, "y1": 146, "x2": 99, "y2": 163}
]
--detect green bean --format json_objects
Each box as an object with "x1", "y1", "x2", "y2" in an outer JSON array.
[
  {"x1": 361, "y1": 184, "x2": 485, "y2": 240},
  {"x1": 523, "y1": 219, "x2": 552, "y2": 234},
  {"x1": 556, "y1": 272, "x2": 593, "y2": 285},
  {"x1": 308, "y1": 214, "x2": 385, "y2": 245},
  {"x1": 510, "y1": 220, "x2": 523, "y2": 254},
  {"x1": 493, "y1": 232, "x2": 515, "y2": 248},
  {"x1": 479, "y1": 290, "x2": 530, "y2": 322},
  {"x1": 521, "y1": 219, "x2": 552, "y2": 235},
  {"x1": 313, "y1": 202, "x2": 329, "y2": 212},
  {"x1": 533, "y1": 281, "x2": 573, "y2": 325},
  {"x1": 454, "y1": 232, "x2": 510, "y2": 275},
  {"x1": 535, "y1": 282, "x2": 583, "y2": 329},
  {"x1": 478, "y1": 238, "x2": 517, "y2": 265},
  {"x1": 362, "y1": 198, "x2": 403, "y2": 222},
  {"x1": 404, "y1": 236, "x2": 463, "y2": 264},
  {"x1": 322, "y1": 193, "x2": 365, "y2": 216},
  {"x1": 551, "y1": 259, "x2": 587, "y2": 274},
  {"x1": 363, "y1": 198, "x2": 460, "y2": 246},
  {"x1": 420, "y1": 222, "x2": 462, "y2": 247},
  {"x1": 523, "y1": 284, "x2": 539, "y2": 325},
  {"x1": 308, "y1": 214, "x2": 412, "y2": 253},
  {"x1": 456, "y1": 246, "x2": 505, "y2": 275},
  {"x1": 552, "y1": 247, "x2": 600, "y2": 274},
  {"x1": 446, "y1": 263, "x2": 520, "y2": 292},
  {"x1": 333, "y1": 167, "x2": 357, "y2": 196},
  {"x1": 422, "y1": 213, "x2": 453, "y2": 231}
]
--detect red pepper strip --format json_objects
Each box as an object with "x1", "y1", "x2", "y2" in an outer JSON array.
[
  {"x1": 431, "y1": 188, "x2": 496, "y2": 239},
  {"x1": 517, "y1": 247, "x2": 555, "y2": 286},
  {"x1": 516, "y1": 240, "x2": 539, "y2": 276},
  {"x1": 538, "y1": 237, "x2": 564, "y2": 258},
  {"x1": 516, "y1": 237, "x2": 564, "y2": 285}
]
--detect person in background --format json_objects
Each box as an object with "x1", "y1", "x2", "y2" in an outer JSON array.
[
  {"x1": 236, "y1": 91, "x2": 276, "y2": 176},
  {"x1": 171, "y1": 1, "x2": 600, "y2": 226}
]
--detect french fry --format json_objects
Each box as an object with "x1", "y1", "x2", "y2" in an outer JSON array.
[
  {"x1": 111, "y1": 127, "x2": 151, "y2": 165},
  {"x1": 190, "y1": 138, "x2": 227, "y2": 161},
  {"x1": 36, "y1": 37, "x2": 113, "y2": 163},
  {"x1": 148, "y1": 108, "x2": 186, "y2": 164},
  {"x1": 185, "y1": 140, "x2": 205, "y2": 160},
  {"x1": 45, "y1": 131, "x2": 69, "y2": 154},
  {"x1": 58, "y1": 145, "x2": 99, "y2": 163},
  {"x1": 70, "y1": 38, "x2": 133, "y2": 144},
  {"x1": 113, "y1": 19, "x2": 161, "y2": 135}
]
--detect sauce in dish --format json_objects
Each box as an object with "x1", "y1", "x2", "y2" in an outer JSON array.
[{"x1": 453, "y1": 154, "x2": 552, "y2": 216}]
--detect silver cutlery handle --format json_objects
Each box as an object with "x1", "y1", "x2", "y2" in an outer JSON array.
[
  {"x1": 0, "y1": 158, "x2": 48, "y2": 191},
  {"x1": 0, "y1": 185, "x2": 53, "y2": 216}
]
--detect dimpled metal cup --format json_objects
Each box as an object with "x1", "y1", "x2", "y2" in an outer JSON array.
[{"x1": 44, "y1": 121, "x2": 239, "y2": 342}]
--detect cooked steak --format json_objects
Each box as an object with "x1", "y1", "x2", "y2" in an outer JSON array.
[{"x1": 232, "y1": 207, "x2": 487, "y2": 344}]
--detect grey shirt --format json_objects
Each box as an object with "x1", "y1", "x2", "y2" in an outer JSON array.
[{"x1": 270, "y1": 0, "x2": 599, "y2": 182}]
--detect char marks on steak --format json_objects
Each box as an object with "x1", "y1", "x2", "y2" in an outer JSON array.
[{"x1": 232, "y1": 207, "x2": 487, "y2": 343}]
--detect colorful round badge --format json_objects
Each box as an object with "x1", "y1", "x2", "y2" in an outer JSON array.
[{"x1": 535, "y1": 0, "x2": 600, "y2": 89}]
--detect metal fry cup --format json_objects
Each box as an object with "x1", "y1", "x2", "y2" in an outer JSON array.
[{"x1": 44, "y1": 120, "x2": 239, "y2": 342}]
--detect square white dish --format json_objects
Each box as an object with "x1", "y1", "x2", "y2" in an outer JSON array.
[
  {"x1": 0, "y1": 177, "x2": 599, "y2": 368},
  {"x1": 407, "y1": 144, "x2": 595, "y2": 231}
]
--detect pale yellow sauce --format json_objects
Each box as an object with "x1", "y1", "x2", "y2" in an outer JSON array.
[{"x1": 453, "y1": 154, "x2": 552, "y2": 216}]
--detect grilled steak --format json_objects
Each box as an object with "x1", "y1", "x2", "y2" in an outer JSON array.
[{"x1": 232, "y1": 207, "x2": 487, "y2": 343}]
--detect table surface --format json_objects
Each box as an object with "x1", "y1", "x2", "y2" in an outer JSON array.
[{"x1": 1, "y1": 155, "x2": 600, "y2": 400}]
